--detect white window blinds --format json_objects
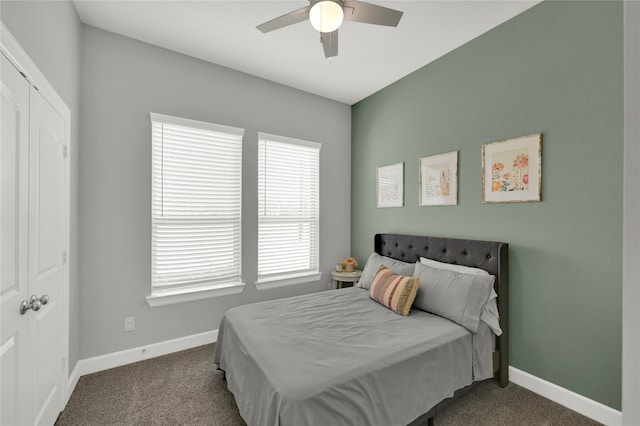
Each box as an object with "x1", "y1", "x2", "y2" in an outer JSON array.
[
  {"x1": 151, "y1": 113, "x2": 243, "y2": 293},
  {"x1": 257, "y1": 133, "x2": 321, "y2": 282}
]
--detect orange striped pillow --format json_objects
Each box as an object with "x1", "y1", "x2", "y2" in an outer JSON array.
[{"x1": 369, "y1": 265, "x2": 419, "y2": 316}]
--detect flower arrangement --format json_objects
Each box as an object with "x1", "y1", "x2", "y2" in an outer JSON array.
[
  {"x1": 341, "y1": 257, "x2": 358, "y2": 267},
  {"x1": 341, "y1": 256, "x2": 358, "y2": 272}
]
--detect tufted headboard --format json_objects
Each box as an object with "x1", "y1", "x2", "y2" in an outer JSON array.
[{"x1": 375, "y1": 233, "x2": 509, "y2": 387}]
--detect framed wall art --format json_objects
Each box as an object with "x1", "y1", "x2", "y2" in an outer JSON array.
[
  {"x1": 377, "y1": 162, "x2": 404, "y2": 208},
  {"x1": 419, "y1": 151, "x2": 458, "y2": 206},
  {"x1": 482, "y1": 133, "x2": 542, "y2": 203}
]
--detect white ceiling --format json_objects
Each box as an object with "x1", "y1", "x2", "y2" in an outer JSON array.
[{"x1": 73, "y1": 0, "x2": 540, "y2": 105}]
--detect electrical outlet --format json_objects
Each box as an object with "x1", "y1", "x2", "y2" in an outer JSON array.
[{"x1": 124, "y1": 316, "x2": 135, "y2": 332}]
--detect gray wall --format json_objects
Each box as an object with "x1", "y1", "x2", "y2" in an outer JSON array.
[
  {"x1": 351, "y1": 1, "x2": 623, "y2": 410},
  {"x1": 1, "y1": 0, "x2": 82, "y2": 370},
  {"x1": 79, "y1": 25, "x2": 351, "y2": 358}
]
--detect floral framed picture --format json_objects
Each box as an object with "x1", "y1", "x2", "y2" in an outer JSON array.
[
  {"x1": 419, "y1": 151, "x2": 458, "y2": 206},
  {"x1": 482, "y1": 133, "x2": 542, "y2": 203},
  {"x1": 377, "y1": 162, "x2": 404, "y2": 208}
]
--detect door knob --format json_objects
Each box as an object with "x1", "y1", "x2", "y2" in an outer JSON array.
[{"x1": 19, "y1": 294, "x2": 49, "y2": 315}]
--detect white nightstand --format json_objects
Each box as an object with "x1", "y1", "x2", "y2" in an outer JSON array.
[{"x1": 331, "y1": 270, "x2": 363, "y2": 289}]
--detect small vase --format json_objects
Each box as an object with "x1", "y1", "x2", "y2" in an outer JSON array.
[{"x1": 344, "y1": 264, "x2": 354, "y2": 272}]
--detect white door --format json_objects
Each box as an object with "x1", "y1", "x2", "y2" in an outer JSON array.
[
  {"x1": 28, "y1": 77, "x2": 66, "y2": 426},
  {"x1": 0, "y1": 52, "x2": 67, "y2": 425},
  {"x1": 1, "y1": 51, "x2": 33, "y2": 426}
]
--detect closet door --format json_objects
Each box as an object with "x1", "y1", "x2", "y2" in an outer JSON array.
[
  {"x1": 29, "y1": 82, "x2": 66, "y2": 426},
  {"x1": 1, "y1": 53, "x2": 33, "y2": 425},
  {"x1": 0, "y1": 52, "x2": 66, "y2": 425}
]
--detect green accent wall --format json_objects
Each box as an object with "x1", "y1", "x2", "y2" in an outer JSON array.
[{"x1": 351, "y1": 1, "x2": 623, "y2": 410}]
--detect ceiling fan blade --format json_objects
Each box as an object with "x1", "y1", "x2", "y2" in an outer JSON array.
[
  {"x1": 256, "y1": 6, "x2": 311, "y2": 33},
  {"x1": 321, "y1": 30, "x2": 339, "y2": 58},
  {"x1": 342, "y1": 0, "x2": 403, "y2": 27}
]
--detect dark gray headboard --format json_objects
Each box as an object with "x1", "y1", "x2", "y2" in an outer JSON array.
[{"x1": 374, "y1": 233, "x2": 509, "y2": 387}]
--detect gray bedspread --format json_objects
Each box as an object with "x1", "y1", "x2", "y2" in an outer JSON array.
[{"x1": 214, "y1": 287, "x2": 482, "y2": 426}]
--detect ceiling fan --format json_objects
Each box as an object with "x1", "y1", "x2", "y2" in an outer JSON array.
[{"x1": 257, "y1": 0, "x2": 403, "y2": 59}]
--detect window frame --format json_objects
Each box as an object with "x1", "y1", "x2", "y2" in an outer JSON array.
[
  {"x1": 255, "y1": 132, "x2": 322, "y2": 290},
  {"x1": 147, "y1": 113, "x2": 245, "y2": 307}
]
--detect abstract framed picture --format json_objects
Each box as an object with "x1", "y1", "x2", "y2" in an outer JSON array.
[
  {"x1": 482, "y1": 133, "x2": 542, "y2": 203},
  {"x1": 419, "y1": 151, "x2": 458, "y2": 206},
  {"x1": 377, "y1": 162, "x2": 404, "y2": 208}
]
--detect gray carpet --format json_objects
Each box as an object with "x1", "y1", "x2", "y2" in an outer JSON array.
[{"x1": 56, "y1": 344, "x2": 601, "y2": 426}]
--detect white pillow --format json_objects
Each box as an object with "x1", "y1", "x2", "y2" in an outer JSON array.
[
  {"x1": 419, "y1": 257, "x2": 489, "y2": 276},
  {"x1": 419, "y1": 257, "x2": 502, "y2": 336},
  {"x1": 357, "y1": 252, "x2": 415, "y2": 290}
]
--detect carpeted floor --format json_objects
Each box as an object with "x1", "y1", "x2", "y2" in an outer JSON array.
[{"x1": 55, "y1": 344, "x2": 601, "y2": 426}]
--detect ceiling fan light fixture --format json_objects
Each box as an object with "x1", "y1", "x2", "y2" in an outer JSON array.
[{"x1": 309, "y1": 1, "x2": 344, "y2": 33}]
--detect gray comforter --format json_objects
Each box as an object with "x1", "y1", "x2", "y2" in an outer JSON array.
[{"x1": 214, "y1": 287, "x2": 483, "y2": 426}]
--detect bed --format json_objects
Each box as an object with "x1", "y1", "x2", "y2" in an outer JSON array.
[{"x1": 214, "y1": 233, "x2": 509, "y2": 426}]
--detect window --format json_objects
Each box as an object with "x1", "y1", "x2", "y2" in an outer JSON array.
[
  {"x1": 257, "y1": 133, "x2": 321, "y2": 288},
  {"x1": 149, "y1": 113, "x2": 244, "y2": 306}
]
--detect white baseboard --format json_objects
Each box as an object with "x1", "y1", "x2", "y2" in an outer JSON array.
[
  {"x1": 67, "y1": 364, "x2": 81, "y2": 404},
  {"x1": 509, "y1": 366, "x2": 622, "y2": 426},
  {"x1": 67, "y1": 330, "x2": 218, "y2": 402}
]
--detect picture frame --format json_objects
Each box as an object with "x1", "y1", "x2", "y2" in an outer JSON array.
[
  {"x1": 482, "y1": 133, "x2": 542, "y2": 203},
  {"x1": 377, "y1": 162, "x2": 404, "y2": 208},
  {"x1": 419, "y1": 151, "x2": 458, "y2": 206}
]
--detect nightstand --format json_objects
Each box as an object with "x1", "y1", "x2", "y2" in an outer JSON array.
[{"x1": 331, "y1": 270, "x2": 363, "y2": 289}]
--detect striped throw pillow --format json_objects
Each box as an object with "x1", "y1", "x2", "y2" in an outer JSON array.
[{"x1": 369, "y1": 265, "x2": 419, "y2": 316}]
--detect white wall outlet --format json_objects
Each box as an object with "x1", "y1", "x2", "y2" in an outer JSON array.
[{"x1": 123, "y1": 316, "x2": 135, "y2": 332}]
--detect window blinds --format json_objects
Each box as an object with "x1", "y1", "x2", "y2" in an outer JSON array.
[
  {"x1": 257, "y1": 133, "x2": 320, "y2": 280},
  {"x1": 151, "y1": 113, "x2": 243, "y2": 292}
]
